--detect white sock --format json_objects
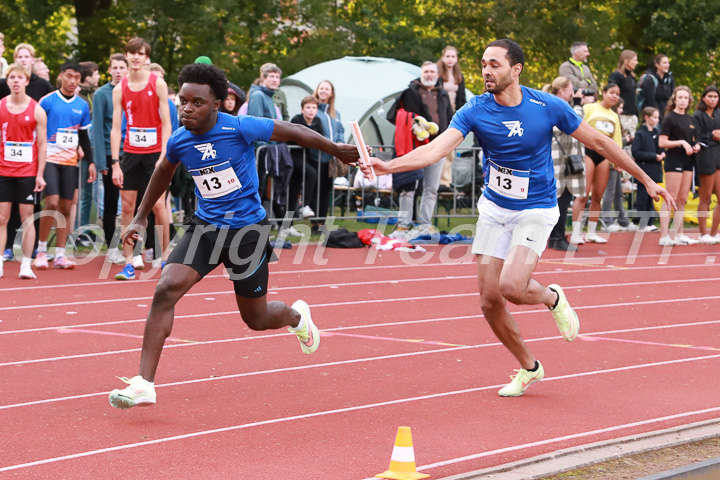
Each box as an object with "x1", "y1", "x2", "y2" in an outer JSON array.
[
  {"x1": 37, "y1": 241, "x2": 47, "y2": 253},
  {"x1": 21, "y1": 257, "x2": 31, "y2": 269},
  {"x1": 572, "y1": 221, "x2": 583, "y2": 237},
  {"x1": 54, "y1": 247, "x2": 65, "y2": 259},
  {"x1": 289, "y1": 310, "x2": 307, "y2": 332},
  {"x1": 137, "y1": 376, "x2": 154, "y2": 387},
  {"x1": 587, "y1": 221, "x2": 598, "y2": 235}
]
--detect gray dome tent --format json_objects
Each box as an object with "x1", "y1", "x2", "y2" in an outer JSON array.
[{"x1": 279, "y1": 56, "x2": 474, "y2": 147}]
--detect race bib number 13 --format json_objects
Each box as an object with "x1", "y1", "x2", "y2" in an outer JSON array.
[
  {"x1": 190, "y1": 161, "x2": 242, "y2": 199},
  {"x1": 488, "y1": 160, "x2": 530, "y2": 200}
]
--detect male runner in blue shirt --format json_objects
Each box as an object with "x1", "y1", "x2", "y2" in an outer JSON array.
[
  {"x1": 109, "y1": 63, "x2": 361, "y2": 409},
  {"x1": 364, "y1": 39, "x2": 674, "y2": 397}
]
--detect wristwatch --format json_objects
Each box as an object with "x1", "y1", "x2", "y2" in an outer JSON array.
[{"x1": 111, "y1": 158, "x2": 120, "y2": 165}]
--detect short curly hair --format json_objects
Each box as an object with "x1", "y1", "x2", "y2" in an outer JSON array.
[{"x1": 178, "y1": 63, "x2": 228, "y2": 102}]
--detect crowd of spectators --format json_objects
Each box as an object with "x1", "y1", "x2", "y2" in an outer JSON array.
[
  {"x1": 547, "y1": 42, "x2": 720, "y2": 250},
  {"x1": 0, "y1": 32, "x2": 718, "y2": 281}
]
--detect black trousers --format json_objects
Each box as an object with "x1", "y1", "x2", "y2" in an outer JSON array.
[
  {"x1": 101, "y1": 161, "x2": 120, "y2": 248},
  {"x1": 550, "y1": 189, "x2": 573, "y2": 241},
  {"x1": 635, "y1": 182, "x2": 657, "y2": 227}
]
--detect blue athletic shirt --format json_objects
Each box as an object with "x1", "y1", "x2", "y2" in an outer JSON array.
[
  {"x1": 40, "y1": 91, "x2": 92, "y2": 166},
  {"x1": 165, "y1": 113, "x2": 274, "y2": 228},
  {"x1": 450, "y1": 86, "x2": 582, "y2": 210}
]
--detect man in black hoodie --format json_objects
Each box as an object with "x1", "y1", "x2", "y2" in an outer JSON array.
[
  {"x1": 387, "y1": 61, "x2": 454, "y2": 233},
  {"x1": 638, "y1": 54, "x2": 675, "y2": 121}
]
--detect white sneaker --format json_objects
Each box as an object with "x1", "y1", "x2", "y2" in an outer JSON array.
[
  {"x1": 279, "y1": 226, "x2": 305, "y2": 237},
  {"x1": 569, "y1": 234, "x2": 585, "y2": 245},
  {"x1": 300, "y1": 206, "x2": 315, "y2": 219},
  {"x1": 18, "y1": 265, "x2": 36, "y2": 279},
  {"x1": 144, "y1": 248, "x2": 154, "y2": 262},
  {"x1": 623, "y1": 223, "x2": 638, "y2": 231},
  {"x1": 585, "y1": 233, "x2": 608, "y2": 244},
  {"x1": 498, "y1": 362, "x2": 545, "y2": 397},
  {"x1": 132, "y1": 254, "x2": 145, "y2": 270},
  {"x1": 607, "y1": 222, "x2": 622, "y2": 233},
  {"x1": 644, "y1": 225, "x2": 659, "y2": 233},
  {"x1": 700, "y1": 234, "x2": 720, "y2": 245},
  {"x1": 659, "y1": 235, "x2": 676, "y2": 246},
  {"x1": 107, "y1": 248, "x2": 124, "y2": 264},
  {"x1": 677, "y1": 234, "x2": 699, "y2": 245},
  {"x1": 109, "y1": 375, "x2": 156, "y2": 409},
  {"x1": 289, "y1": 300, "x2": 319, "y2": 354},
  {"x1": 713, "y1": 234, "x2": 720, "y2": 242}
]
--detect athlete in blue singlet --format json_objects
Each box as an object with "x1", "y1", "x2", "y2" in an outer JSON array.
[
  {"x1": 108, "y1": 63, "x2": 361, "y2": 409},
  {"x1": 365, "y1": 39, "x2": 674, "y2": 397}
]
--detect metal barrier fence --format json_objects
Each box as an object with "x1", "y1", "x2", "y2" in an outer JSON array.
[
  {"x1": 257, "y1": 143, "x2": 485, "y2": 225},
  {"x1": 55, "y1": 142, "x2": 484, "y2": 252}
]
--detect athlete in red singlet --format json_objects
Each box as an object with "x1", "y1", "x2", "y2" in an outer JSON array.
[
  {"x1": 110, "y1": 37, "x2": 171, "y2": 281},
  {"x1": 0, "y1": 63, "x2": 47, "y2": 279}
]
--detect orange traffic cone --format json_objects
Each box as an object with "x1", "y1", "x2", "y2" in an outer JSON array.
[{"x1": 375, "y1": 426, "x2": 430, "y2": 480}]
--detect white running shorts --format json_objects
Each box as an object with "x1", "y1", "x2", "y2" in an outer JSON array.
[{"x1": 471, "y1": 196, "x2": 560, "y2": 260}]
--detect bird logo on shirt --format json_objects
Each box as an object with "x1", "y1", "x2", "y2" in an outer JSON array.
[
  {"x1": 502, "y1": 121, "x2": 524, "y2": 137},
  {"x1": 194, "y1": 143, "x2": 217, "y2": 160}
]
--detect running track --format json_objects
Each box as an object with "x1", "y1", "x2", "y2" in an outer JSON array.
[{"x1": 1, "y1": 232, "x2": 719, "y2": 479}]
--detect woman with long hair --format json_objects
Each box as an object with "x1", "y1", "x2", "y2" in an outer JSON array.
[
  {"x1": 437, "y1": 46, "x2": 466, "y2": 112},
  {"x1": 311, "y1": 80, "x2": 344, "y2": 233},
  {"x1": 609, "y1": 49, "x2": 639, "y2": 141},
  {"x1": 692, "y1": 85, "x2": 720, "y2": 243},
  {"x1": 638, "y1": 54, "x2": 675, "y2": 121},
  {"x1": 658, "y1": 86, "x2": 701, "y2": 245},
  {"x1": 570, "y1": 83, "x2": 622, "y2": 244},
  {"x1": 437, "y1": 46, "x2": 467, "y2": 189}
]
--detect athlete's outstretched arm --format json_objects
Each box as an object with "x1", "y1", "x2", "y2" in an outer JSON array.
[
  {"x1": 122, "y1": 158, "x2": 178, "y2": 247},
  {"x1": 363, "y1": 128, "x2": 465, "y2": 177},
  {"x1": 571, "y1": 120, "x2": 676, "y2": 209},
  {"x1": 269, "y1": 120, "x2": 360, "y2": 165}
]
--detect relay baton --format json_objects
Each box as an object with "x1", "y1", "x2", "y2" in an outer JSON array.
[{"x1": 350, "y1": 120, "x2": 376, "y2": 181}]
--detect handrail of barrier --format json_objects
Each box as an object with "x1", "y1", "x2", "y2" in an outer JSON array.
[{"x1": 256, "y1": 143, "x2": 483, "y2": 224}]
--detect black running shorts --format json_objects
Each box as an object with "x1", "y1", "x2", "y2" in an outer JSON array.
[
  {"x1": 584, "y1": 148, "x2": 607, "y2": 167},
  {"x1": 167, "y1": 216, "x2": 277, "y2": 298},
  {"x1": 0, "y1": 176, "x2": 36, "y2": 204},
  {"x1": 663, "y1": 154, "x2": 694, "y2": 173},
  {"x1": 120, "y1": 152, "x2": 160, "y2": 191},
  {"x1": 695, "y1": 146, "x2": 720, "y2": 176},
  {"x1": 43, "y1": 162, "x2": 78, "y2": 200}
]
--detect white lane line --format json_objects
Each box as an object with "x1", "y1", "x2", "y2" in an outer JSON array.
[
  {"x1": 414, "y1": 406, "x2": 720, "y2": 473},
  {"x1": 2, "y1": 265, "x2": 719, "y2": 313},
  {"x1": 3, "y1": 289, "x2": 720, "y2": 368},
  {"x1": 0, "y1": 261, "x2": 476, "y2": 293},
  {"x1": 3, "y1": 318, "x2": 720, "y2": 409},
  {"x1": 3, "y1": 274, "x2": 720, "y2": 336},
  {"x1": 0, "y1": 249, "x2": 717, "y2": 293},
  {"x1": 2, "y1": 353, "x2": 720, "y2": 473}
]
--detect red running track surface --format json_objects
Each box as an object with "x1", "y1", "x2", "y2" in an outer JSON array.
[{"x1": 1, "y1": 232, "x2": 719, "y2": 479}]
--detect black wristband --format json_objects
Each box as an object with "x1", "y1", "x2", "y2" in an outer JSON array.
[{"x1": 111, "y1": 158, "x2": 120, "y2": 165}]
